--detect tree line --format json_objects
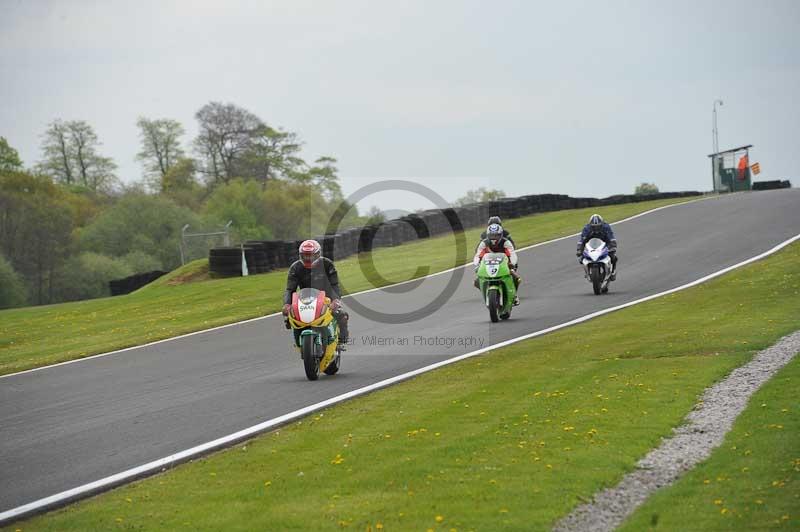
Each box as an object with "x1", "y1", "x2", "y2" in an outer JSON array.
[{"x1": 0, "y1": 102, "x2": 376, "y2": 309}]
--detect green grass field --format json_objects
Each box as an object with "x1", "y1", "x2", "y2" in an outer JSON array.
[
  {"x1": 620, "y1": 356, "x2": 800, "y2": 531},
  {"x1": 0, "y1": 196, "x2": 700, "y2": 376},
  {"x1": 15, "y1": 225, "x2": 799, "y2": 531}
]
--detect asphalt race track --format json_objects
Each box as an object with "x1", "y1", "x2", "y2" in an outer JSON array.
[{"x1": 1, "y1": 190, "x2": 799, "y2": 515}]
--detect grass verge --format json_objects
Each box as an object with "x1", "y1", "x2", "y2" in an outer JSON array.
[
  {"x1": 14, "y1": 231, "x2": 799, "y2": 531},
  {"x1": 620, "y1": 356, "x2": 799, "y2": 530},
  {"x1": 0, "y1": 196, "x2": 699, "y2": 376}
]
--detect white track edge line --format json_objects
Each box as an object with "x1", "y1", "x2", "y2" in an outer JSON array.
[
  {"x1": 2, "y1": 225, "x2": 795, "y2": 527},
  {"x1": 1, "y1": 195, "x2": 712, "y2": 380}
]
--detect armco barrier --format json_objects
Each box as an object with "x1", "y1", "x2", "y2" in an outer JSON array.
[{"x1": 207, "y1": 190, "x2": 702, "y2": 276}]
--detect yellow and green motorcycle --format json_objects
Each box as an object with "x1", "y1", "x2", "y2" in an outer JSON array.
[{"x1": 286, "y1": 288, "x2": 342, "y2": 380}]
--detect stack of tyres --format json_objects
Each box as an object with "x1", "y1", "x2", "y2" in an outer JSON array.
[
  {"x1": 208, "y1": 247, "x2": 246, "y2": 276},
  {"x1": 277, "y1": 241, "x2": 294, "y2": 267},
  {"x1": 387, "y1": 221, "x2": 404, "y2": 246},
  {"x1": 372, "y1": 224, "x2": 392, "y2": 248},
  {"x1": 335, "y1": 228, "x2": 358, "y2": 259},
  {"x1": 752, "y1": 180, "x2": 791, "y2": 190},
  {"x1": 243, "y1": 241, "x2": 273, "y2": 274},
  {"x1": 209, "y1": 247, "x2": 269, "y2": 276},
  {"x1": 399, "y1": 214, "x2": 429, "y2": 239},
  {"x1": 320, "y1": 235, "x2": 336, "y2": 260},
  {"x1": 263, "y1": 241, "x2": 284, "y2": 270},
  {"x1": 442, "y1": 208, "x2": 464, "y2": 232},
  {"x1": 358, "y1": 225, "x2": 378, "y2": 252},
  {"x1": 109, "y1": 270, "x2": 167, "y2": 296}
]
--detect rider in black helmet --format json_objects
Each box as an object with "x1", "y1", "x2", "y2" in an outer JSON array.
[
  {"x1": 478, "y1": 216, "x2": 515, "y2": 249},
  {"x1": 577, "y1": 214, "x2": 618, "y2": 280}
]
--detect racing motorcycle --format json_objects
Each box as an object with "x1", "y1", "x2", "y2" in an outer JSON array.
[
  {"x1": 286, "y1": 287, "x2": 342, "y2": 380},
  {"x1": 476, "y1": 252, "x2": 517, "y2": 323},
  {"x1": 581, "y1": 237, "x2": 613, "y2": 295}
]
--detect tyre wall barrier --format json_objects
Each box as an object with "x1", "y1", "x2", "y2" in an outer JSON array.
[
  {"x1": 207, "y1": 190, "x2": 702, "y2": 276},
  {"x1": 752, "y1": 180, "x2": 792, "y2": 190},
  {"x1": 109, "y1": 270, "x2": 168, "y2": 296}
]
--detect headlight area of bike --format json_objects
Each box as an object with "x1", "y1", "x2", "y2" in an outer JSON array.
[{"x1": 287, "y1": 299, "x2": 333, "y2": 328}]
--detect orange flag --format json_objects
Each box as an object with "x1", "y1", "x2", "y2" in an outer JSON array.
[{"x1": 737, "y1": 154, "x2": 749, "y2": 180}]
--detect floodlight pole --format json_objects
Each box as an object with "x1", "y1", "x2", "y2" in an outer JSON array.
[{"x1": 712, "y1": 99, "x2": 723, "y2": 154}]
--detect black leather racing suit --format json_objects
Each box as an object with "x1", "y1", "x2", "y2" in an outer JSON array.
[{"x1": 283, "y1": 258, "x2": 349, "y2": 343}]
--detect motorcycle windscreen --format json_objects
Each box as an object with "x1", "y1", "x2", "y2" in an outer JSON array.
[
  {"x1": 586, "y1": 238, "x2": 606, "y2": 251},
  {"x1": 294, "y1": 287, "x2": 327, "y2": 323}
]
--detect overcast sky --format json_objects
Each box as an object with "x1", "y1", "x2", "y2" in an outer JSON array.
[{"x1": 1, "y1": 0, "x2": 798, "y2": 212}]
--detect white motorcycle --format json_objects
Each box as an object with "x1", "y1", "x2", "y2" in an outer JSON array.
[{"x1": 581, "y1": 238, "x2": 613, "y2": 295}]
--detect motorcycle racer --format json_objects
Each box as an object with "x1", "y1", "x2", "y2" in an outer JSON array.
[
  {"x1": 478, "y1": 216, "x2": 516, "y2": 249},
  {"x1": 576, "y1": 214, "x2": 617, "y2": 280},
  {"x1": 282, "y1": 239, "x2": 349, "y2": 344},
  {"x1": 474, "y1": 223, "x2": 521, "y2": 305}
]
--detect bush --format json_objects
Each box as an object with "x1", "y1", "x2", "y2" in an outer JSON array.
[
  {"x1": 122, "y1": 250, "x2": 163, "y2": 273},
  {"x1": 57, "y1": 252, "x2": 134, "y2": 301},
  {"x1": 635, "y1": 183, "x2": 659, "y2": 195},
  {"x1": 0, "y1": 254, "x2": 27, "y2": 309},
  {"x1": 78, "y1": 193, "x2": 201, "y2": 271}
]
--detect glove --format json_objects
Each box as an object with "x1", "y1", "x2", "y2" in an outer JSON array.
[
  {"x1": 282, "y1": 304, "x2": 291, "y2": 316},
  {"x1": 330, "y1": 299, "x2": 342, "y2": 312}
]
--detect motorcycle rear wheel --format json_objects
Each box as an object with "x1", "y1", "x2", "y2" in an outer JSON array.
[{"x1": 301, "y1": 334, "x2": 320, "y2": 381}]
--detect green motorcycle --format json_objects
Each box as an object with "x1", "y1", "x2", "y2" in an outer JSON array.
[{"x1": 476, "y1": 252, "x2": 517, "y2": 323}]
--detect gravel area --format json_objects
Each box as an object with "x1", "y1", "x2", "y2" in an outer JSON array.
[{"x1": 553, "y1": 330, "x2": 800, "y2": 532}]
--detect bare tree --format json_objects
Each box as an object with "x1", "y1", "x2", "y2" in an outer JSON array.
[
  {"x1": 37, "y1": 120, "x2": 75, "y2": 185},
  {"x1": 136, "y1": 117, "x2": 186, "y2": 191},
  {"x1": 38, "y1": 119, "x2": 118, "y2": 192},
  {"x1": 193, "y1": 102, "x2": 264, "y2": 186}
]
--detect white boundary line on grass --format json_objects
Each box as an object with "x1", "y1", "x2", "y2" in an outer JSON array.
[
  {"x1": 4, "y1": 219, "x2": 798, "y2": 527},
  {"x1": 1, "y1": 195, "x2": 714, "y2": 380}
]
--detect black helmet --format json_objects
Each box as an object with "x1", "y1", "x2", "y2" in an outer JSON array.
[
  {"x1": 487, "y1": 223, "x2": 503, "y2": 245},
  {"x1": 487, "y1": 216, "x2": 502, "y2": 226},
  {"x1": 589, "y1": 214, "x2": 604, "y2": 229}
]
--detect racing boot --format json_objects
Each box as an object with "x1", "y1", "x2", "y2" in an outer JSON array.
[
  {"x1": 336, "y1": 311, "x2": 350, "y2": 348},
  {"x1": 511, "y1": 269, "x2": 522, "y2": 306},
  {"x1": 609, "y1": 253, "x2": 618, "y2": 281}
]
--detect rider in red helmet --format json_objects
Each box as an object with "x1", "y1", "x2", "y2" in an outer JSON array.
[{"x1": 282, "y1": 239, "x2": 350, "y2": 344}]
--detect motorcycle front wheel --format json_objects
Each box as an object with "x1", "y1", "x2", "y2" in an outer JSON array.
[
  {"x1": 301, "y1": 334, "x2": 320, "y2": 381},
  {"x1": 590, "y1": 266, "x2": 603, "y2": 295},
  {"x1": 488, "y1": 289, "x2": 500, "y2": 323}
]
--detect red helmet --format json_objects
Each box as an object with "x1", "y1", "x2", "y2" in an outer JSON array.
[{"x1": 299, "y1": 239, "x2": 322, "y2": 268}]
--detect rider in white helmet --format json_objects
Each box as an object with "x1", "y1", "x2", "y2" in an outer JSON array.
[
  {"x1": 473, "y1": 223, "x2": 521, "y2": 305},
  {"x1": 282, "y1": 239, "x2": 350, "y2": 344}
]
